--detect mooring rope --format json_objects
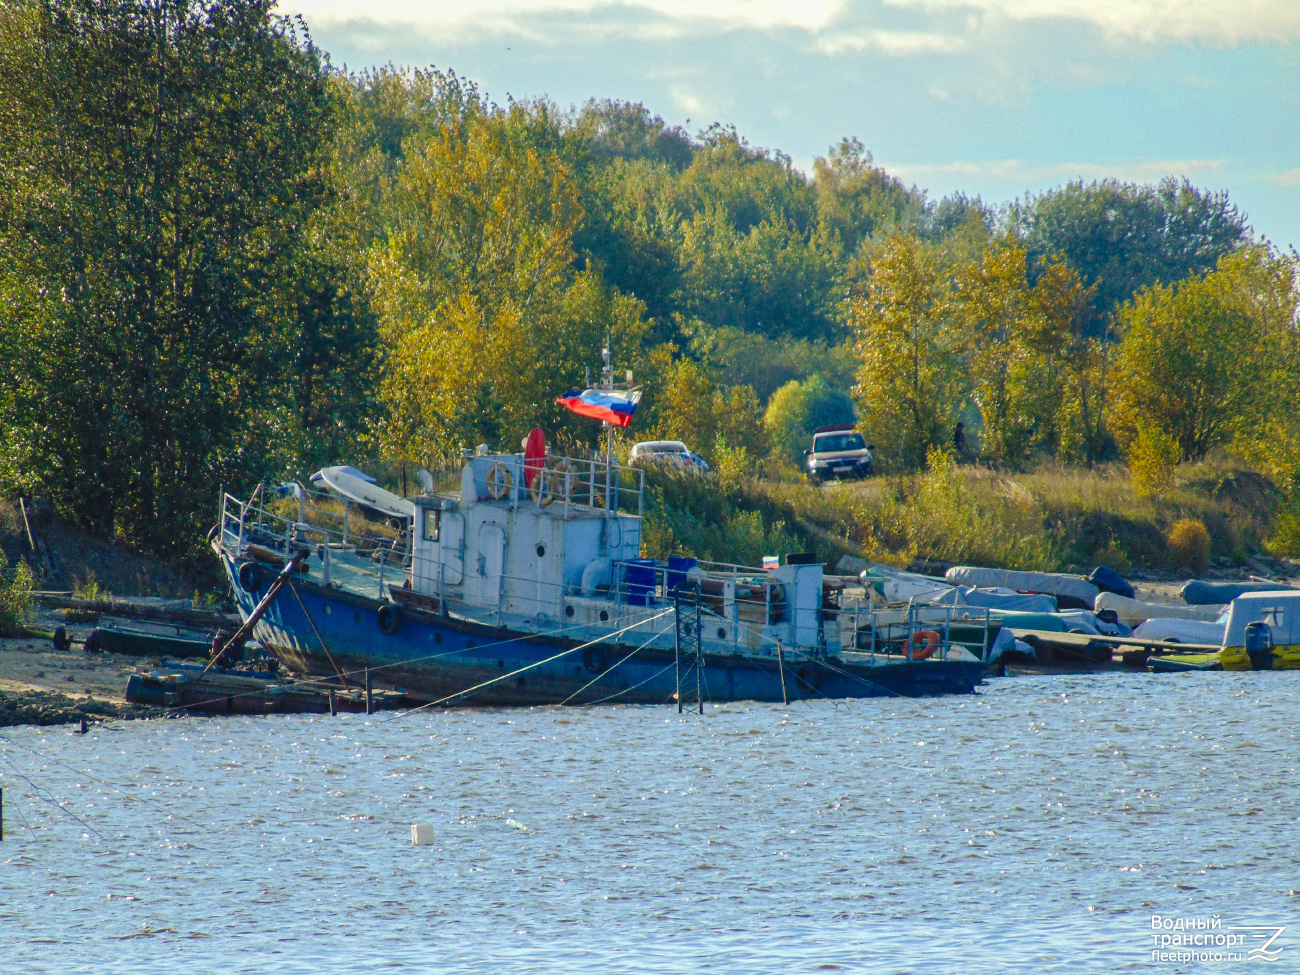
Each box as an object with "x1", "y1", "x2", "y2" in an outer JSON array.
[
  {"x1": 385, "y1": 609, "x2": 676, "y2": 719},
  {"x1": 0, "y1": 746, "x2": 106, "y2": 841},
  {"x1": 558, "y1": 625, "x2": 673, "y2": 706}
]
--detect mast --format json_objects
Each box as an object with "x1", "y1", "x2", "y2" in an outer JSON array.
[{"x1": 602, "y1": 340, "x2": 613, "y2": 523}]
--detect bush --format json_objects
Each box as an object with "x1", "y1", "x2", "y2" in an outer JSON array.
[
  {"x1": 1166, "y1": 519, "x2": 1211, "y2": 572},
  {"x1": 1268, "y1": 509, "x2": 1300, "y2": 557},
  {"x1": 1127, "y1": 422, "x2": 1181, "y2": 500},
  {"x1": 0, "y1": 557, "x2": 34, "y2": 637}
]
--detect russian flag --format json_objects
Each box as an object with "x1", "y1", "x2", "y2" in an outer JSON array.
[{"x1": 556, "y1": 388, "x2": 642, "y2": 428}]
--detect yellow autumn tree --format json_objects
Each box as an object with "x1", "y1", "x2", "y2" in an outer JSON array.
[
  {"x1": 848, "y1": 233, "x2": 962, "y2": 470},
  {"x1": 368, "y1": 99, "x2": 648, "y2": 460},
  {"x1": 952, "y1": 239, "x2": 1058, "y2": 466},
  {"x1": 1111, "y1": 246, "x2": 1284, "y2": 463}
]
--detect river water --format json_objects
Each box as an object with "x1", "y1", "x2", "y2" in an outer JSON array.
[{"x1": 1, "y1": 672, "x2": 1297, "y2": 974}]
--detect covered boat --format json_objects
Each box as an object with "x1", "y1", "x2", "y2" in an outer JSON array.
[{"x1": 211, "y1": 448, "x2": 987, "y2": 708}]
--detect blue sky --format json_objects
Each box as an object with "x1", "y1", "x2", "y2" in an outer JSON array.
[{"x1": 283, "y1": 0, "x2": 1300, "y2": 249}]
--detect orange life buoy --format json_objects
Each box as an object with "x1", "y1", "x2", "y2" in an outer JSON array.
[{"x1": 904, "y1": 629, "x2": 941, "y2": 661}]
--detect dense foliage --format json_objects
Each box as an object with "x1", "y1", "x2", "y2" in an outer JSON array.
[
  {"x1": 0, "y1": 0, "x2": 335, "y2": 559},
  {"x1": 1, "y1": 4, "x2": 1296, "y2": 566}
]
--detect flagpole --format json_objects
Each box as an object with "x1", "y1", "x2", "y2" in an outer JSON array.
[
  {"x1": 605, "y1": 421, "x2": 614, "y2": 522},
  {"x1": 602, "y1": 337, "x2": 613, "y2": 523}
]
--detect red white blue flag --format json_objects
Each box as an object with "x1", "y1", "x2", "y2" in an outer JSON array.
[{"x1": 556, "y1": 388, "x2": 642, "y2": 428}]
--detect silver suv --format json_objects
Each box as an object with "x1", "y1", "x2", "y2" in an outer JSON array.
[{"x1": 805, "y1": 425, "x2": 873, "y2": 481}]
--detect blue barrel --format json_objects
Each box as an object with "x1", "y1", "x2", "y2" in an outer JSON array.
[
  {"x1": 625, "y1": 559, "x2": 658, "y2": 606},
  {"x1": 666, "y1": 556, "x2": 697, "y2": 595}
]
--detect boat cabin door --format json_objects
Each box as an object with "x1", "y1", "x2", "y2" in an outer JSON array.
[{"x1": 478, "y1": 525, "x2": 505, "y2": 606}]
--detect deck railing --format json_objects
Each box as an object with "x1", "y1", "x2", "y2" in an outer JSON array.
[{"x1": 219, "y1": 487, "x2": 414, "y2": 594}]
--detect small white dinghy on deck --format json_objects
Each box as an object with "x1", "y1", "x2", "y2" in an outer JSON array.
[{"x1": 311, "y1": 466, "x2": 416, "y2": 521}]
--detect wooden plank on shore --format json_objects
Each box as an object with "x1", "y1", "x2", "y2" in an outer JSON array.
[{"x1": 36, "y1": 594, "x2": 239, "y2": 627}]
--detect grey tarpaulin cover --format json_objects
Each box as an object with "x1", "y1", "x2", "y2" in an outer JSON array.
[{"x1": 945, "y1": 567, "x2": 1100, "y2": 606}]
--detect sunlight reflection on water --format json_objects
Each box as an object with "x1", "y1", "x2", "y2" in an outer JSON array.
[{"x1": 2, "y1": 672, "x2": 1297, "y2": 973}]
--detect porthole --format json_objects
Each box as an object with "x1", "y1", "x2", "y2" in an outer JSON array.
[
  {"x1": 565, "y1": 605, "x2": 575, "y2": 618},
  {"x1": 536, "y1": 543, "x2": 546, "y2": 557},
  {"x1": 599, "y1": 610, "x2": 609, "y2": 622},
  {"x1": 433, "y1": 632, "x2": 443, "y2": 644},
  {"x1": 717, "y1": 627, "x2": 727, "y2": 639}
]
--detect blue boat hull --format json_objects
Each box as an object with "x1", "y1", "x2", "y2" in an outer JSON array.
[{"x1": 220, "y1": 553, "x2": 983, "y2": 706}]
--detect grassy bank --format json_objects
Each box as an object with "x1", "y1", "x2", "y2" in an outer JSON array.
[{"x1": 642, "y1": 451, "x2": 1291, "y2": 576}]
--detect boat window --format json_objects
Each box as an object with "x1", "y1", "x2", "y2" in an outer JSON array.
[
  {"x1": 422, "y1": 508, "x2": 440, "y2": 542},
  {"x1": 814, "y1": 433, "x2": 865, "y2": 452},
  {"x1": 1263, "y1": 607, "x2": 1284, "y2": 629}
]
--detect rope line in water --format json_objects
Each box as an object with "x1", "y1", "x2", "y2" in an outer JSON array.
[
  {"x1": 100, "y1": 611, "x2": 667, "y2": 723},
  {"x1": 558, "y1": 626, "x2": 672, "y2": 706},
  {"x1": 386, "y1": 609, "x2": 676, "y2": 719},
  {"x1": 0, "y1": 732, "x2": 216, "y2": 837},
  {"x1": 0, "y1": 747, "x2": 106, "y2": 841},
  {"x1": 584, "y1": 660, "x2": 679, "y2": 707}
]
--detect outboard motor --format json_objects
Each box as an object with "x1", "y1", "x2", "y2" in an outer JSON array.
[{"x1": 1244, "y1": 621, "x2": 1274, "y2": 671}]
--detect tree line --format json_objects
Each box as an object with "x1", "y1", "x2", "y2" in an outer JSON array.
[{"x1": 1, "y1": 0, "x2": 1296, "y2": 564}]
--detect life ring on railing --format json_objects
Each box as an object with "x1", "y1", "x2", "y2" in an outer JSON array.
[
  {"x1": 537, "y1": 459, "x2": 576, "y2": 506},
  {"x1": 904, "y1": 629, "x2": 941, "y2": 661},
  {"x1": 484, "y1": 462, "x2": 513, "y2": 500},
  {"x1": 530, "y1": 468, "x2": 556, "y2": 507},
  {"x1": 378, "y1": 603, "x2": 403, "y2": 635},
  {"x1": 238, "y1": 561, "x2": 265, "y2": 593}
]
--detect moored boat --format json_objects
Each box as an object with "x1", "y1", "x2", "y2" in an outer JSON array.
[{"x1": 210, "y1": 444, "x2": 988, "y2": 708}]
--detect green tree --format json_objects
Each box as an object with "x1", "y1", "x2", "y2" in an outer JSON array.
[
  {"x1": 952, "y1": 240, "x2": 1058, "y2": 466},
  {"x1": 1111, "y1": 247, "x2": 1283, "y2": 462},
  {"x1": 848, "y1": 233, "x2": 963, "y2": 470},
  {"x1": 763, "y1": 374, "x2": 856, "y2": 464},
  {"x1": 0, "y1": 0, "x2": 332, "y2": 557},
  {"x1": 367, "y1": 97, "x2": 649, "y2": 458},
  {"x1": 812, "y1": 138, "x2": 924, "y2": 258},
  {"x1": 646, "y1": 359, "x2": 767, "y2": 463},
  {"x1": 1011, "y1": 177, "x2": 1248, "y2": 336}
]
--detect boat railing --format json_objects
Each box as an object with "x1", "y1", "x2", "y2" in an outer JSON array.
[
  {"x1": 604, "y1": 559, "x2": 793, "y2": 655},
  {"x1": 219, "y1": 488, "x2": 414, "y2": 593},
  {"x1": 841, "y1": 601, "x2": 995, "y2": 663},
  {"x1": 493, "y1": 453, "x2": 646, "y2": 520}
]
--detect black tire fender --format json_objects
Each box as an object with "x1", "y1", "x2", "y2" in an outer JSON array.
[
  {"x1": 238, "y1": 561, "x2": 264, "y2": 593},
  {"x1": 583, "y1": 646, "x2": 608, "y2": 674},
  {"x1": 378, "y1": 603, "x2": 403, "y2": 635}
]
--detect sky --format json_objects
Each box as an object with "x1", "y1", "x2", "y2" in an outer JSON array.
[{"x1": 281, "y1": 0, "x2": 1300, "y2": 249}]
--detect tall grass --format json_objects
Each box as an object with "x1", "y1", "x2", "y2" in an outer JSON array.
[{"x1": 646, "y1": 449, "x2": 1283, "y2": 573}]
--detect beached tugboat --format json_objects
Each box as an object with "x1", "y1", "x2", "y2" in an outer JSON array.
[{"x1": 209, "y1": 373, "x2": 986, "y2": 707}]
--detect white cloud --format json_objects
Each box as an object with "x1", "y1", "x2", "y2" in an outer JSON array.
[
  {"x1": 887, "y1": 157, "x2": 1228, "y2": 186},
  {"x1": 884, "y1": 0, "x2": 1300, "y2": 47},
  {"x1": 281, "y1": 0, "x2": 845, "y2": 36},
  {"x1": 814, "y1": 29, "x2": 965, "y2": 56},
  {"x1": 1270, "y1": 168, "x2": 1300, "y2": 188}
]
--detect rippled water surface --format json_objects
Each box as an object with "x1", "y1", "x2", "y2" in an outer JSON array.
[{"x1": 2, "y1": 672, "x2": 1298, "y2": 973}]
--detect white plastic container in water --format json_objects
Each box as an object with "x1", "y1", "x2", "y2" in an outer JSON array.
[{"x1": 411, "y1": 823, "x2": 435, "y2": 846}]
